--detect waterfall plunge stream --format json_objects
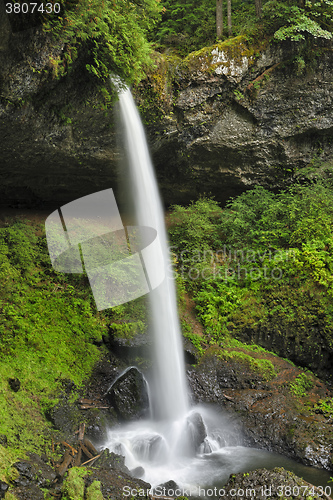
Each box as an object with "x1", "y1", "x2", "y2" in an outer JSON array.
[
  {"x1": 117, "y1": 86, "x2": 189, "y2": 424},
  {"x1": 102, "y1": 84, "x2": 332, "y2": 492},
  {"x1": 102, "y1": 83, "x2": 235, "y2": 489}
]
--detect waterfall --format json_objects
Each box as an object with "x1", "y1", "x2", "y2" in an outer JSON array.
[
  {"x1": 117, "y1": 85, "x2": 189, "y2": 423},
  {"x1": 101, "y1": 82, "x2": 313, "y2": 490},
  {"x1": 102, "y1": 81, "x2": 236, "y2": 486}
]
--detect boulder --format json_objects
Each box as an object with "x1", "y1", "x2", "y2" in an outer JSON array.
[
  {"x1": 106, "y1": 367, "x2": 150, "y2": 422},
  {"x1": 221, "y1": 467, "x2": 332, "y2": 500}
]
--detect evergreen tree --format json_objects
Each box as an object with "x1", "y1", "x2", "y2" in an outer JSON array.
[
  {"x1": 255, "y1": 0, "x2": 262, "y2": 18},
  {"x1": 216, "y1": 0, "x2": 223, "y2": 38},
  {"x1": 227, "y1": 0, "x2": 232, "y2": 35}
]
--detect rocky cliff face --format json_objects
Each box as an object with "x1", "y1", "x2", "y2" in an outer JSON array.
[
  {"x1": 0, "y1": 17, "x2": 333, "y2": 208},
  {"x1": 150, "y1": 37, "x2": 333, "y2": 205}
]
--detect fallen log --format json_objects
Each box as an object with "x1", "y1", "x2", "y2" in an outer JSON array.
[
  {"x1": 81, "y1": 454, "x2": 101, "y2": 467},
  {"x1": 57, "y1": 449, "x2": 73, "y2": 477},
  {"x1": 78, "y1": 423, "x2": 85, "y2": 442},
  {"x1": 79, "y1": 405, "x2": 109, "y2": 409},
  {"x1": 73, "y1": 447, "x2": 82, "y2": 467},
  {"x1": 83, "y1": 438, "x2": 98, "y2": 456},
  {"x1": 61, "y1": 441, "x2": 77, "y2": 455},
  {"x1": 81, "y1": 442, "x2": 94, "y2": 460}
]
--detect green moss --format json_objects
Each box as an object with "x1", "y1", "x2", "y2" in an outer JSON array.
[
  {"x1": 218, "y1": 350, "x2": 277, "y2": 380},
  {"x1": 86, "y1": 480, "x2": 104, "y2": 500},
  {"x1": 0, "y1": 445, "x2": 20, "y2": 483},
  {"x1": 314, "y1": 398, "x2": 333, "y2": 417},
  {"x1": 62, "y1": 468, "x2": 89, "y2": 500},
  {"x1": 4, "y1": 493, "x2": 17, "y2": 500},
  {"x1": 289, "y1": 372, "x2": 314, "y2": 398},
  {"x1": 0, "y1": 220, "x2": 107, "y2": 466},
  {"x1": 180, "y1": 35, "x2": 268, "y2": 76},
  {"x1": 134, "y1": 53, "x2": 174, "y2": 125}
]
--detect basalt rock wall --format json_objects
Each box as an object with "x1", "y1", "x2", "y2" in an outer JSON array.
[
  {"x1": 0, "y1": 17, "x2": 333, "y2": 208},
  {"x1": 149, "y1": 37, "x2": 333, "y2": 205}
]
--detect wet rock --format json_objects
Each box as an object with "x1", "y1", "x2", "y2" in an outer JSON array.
[
  {"x1": 9, "y1": 483, "x2": 45, "y2": 500},
  {"x1": 221, "y1": 467, "x2": 330, "y2": 500},
  {"x1": 48, "y1": 392, "x2": 112, "y2": 444},
  {"x1": 14, "y1": 454, "x2": 56, "y2": 488},
  {"x1": 0, "y1": 481, "x2": 9, "y2": 499},
  {"x1": 154, "y1": 480, "x2": 180, "y2": 497},
  {"x1": 108, "y1": 332, "x2": 151, "y2": 365},
  {"x1": 95, "y1": 448, "x2": 131, "y2": 475},
  {"x1": 132, "y1": 435, "x2": 166, "y2": 463},
  {"x1": 9, "y1": 453, "x2": 57, "y2": 500},
  {"x1": 106, "y1": 367, "x2": 150, "y2": 422},
  {"x1": 187, "y1": 349, "x2": 333, "y2": 470},
  {"x1": 85, "y1": 467, "x2": 151, "y2": 500},
  {"x1": 130, "y1": 466, "x2": 145, "y2": 479},
  {"x1": 8, "y1": 377, "x2": 20, "y2": 392},
  {"x1": 49, "y1": 396, "x2": 85, "y2": 435},
  {"x1": 183, "y1": 336, "x2": 199, "y2": 365},
  {"x1": 187, "y1": 412, "x2": 207, "y2": 452},
  {"x1": 1, "y1": 32, "x2": 333, "y2": 213}
]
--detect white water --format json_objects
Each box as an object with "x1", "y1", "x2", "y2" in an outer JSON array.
[
  {"x1": 117, "y1": 85, "x2": 189, "y2": 423},
  {"x1": 101, "y1": 82, "x2": 242, "y2": 487}
]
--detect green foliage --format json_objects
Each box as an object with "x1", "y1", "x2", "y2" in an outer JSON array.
[
  {"x1": 0, "y1": 220, "x2": 110, "y2": 468},
  {"x1": 62, "y1": 467, "x2": 88, "y2": 500},
  {"x1": 43, "y1": 0, "x2": 162, "y2": 84},
  {"x1": 289, "y1": 372, "x2": 314, "y2": 397},
  {"x1": 218, "y1": 349, "x2": 277, "y2": 380},
  {"x1": 195, "y1": 282, "x2": 245, "y2": 338},
  {"x1": 168, "y1": 174, "x2": 333, "y2": 365},
  {"x1": 0, "y1": 444, "x2": 20, "y2": 483},
  {"x1": 153, "y1": 0, "x2": 216, "y2": 54},
  {"x1": 86, "y1": 480, "x2": 104, "y2": 500},
  {"x1": 104, "y1": 296, "x2": 148, "y2": 339},
  {"x1": 4, "y1": 493, "x2": 17, "y2": 500},
  {"x1": 183, "y1": 331, "x2": 205, "y2": 357},
  {"x1": 220, "y1": 183, "x2": 333, "y2": 250},
  {"x1": 262, "y1": 0, "x2": 333, "y2": 41},
  {"x1": 153, "y1": 0, "x2": 259, "y2": 55},
  {"x1": 314, "y1": 398, "x2": 333, "y2": 417},
  {"x1": 169, "y1": 196, "x2": 222, "y2": 267},
  {"x1": 234, "y1": 89, "x2": 245, "y2": 100}
]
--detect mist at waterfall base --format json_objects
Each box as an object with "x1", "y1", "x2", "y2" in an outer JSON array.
[{"x1": 102, "y1": 82, "x2": 331, "y2": 493}]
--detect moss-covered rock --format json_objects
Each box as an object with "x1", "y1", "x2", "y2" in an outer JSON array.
[
  {"x1": 188, "y1": 346, "x2": 333, "y2": 470},
  {"x1": 62, "y1": 467, "x2": 87, "y2": 500},
  {"x1": 222, "y1": 467, "x2": 330, "y2": 499},
  {"x1": 86, "y1": 480, "x2": 104, "y2": 500}
]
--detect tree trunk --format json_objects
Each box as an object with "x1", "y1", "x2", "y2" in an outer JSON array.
[
  {"x1": 255, "y1": 0, "x2": 262, "y2": 18},
  {"x1": 227, "y1": 0, "x2": 232, "y2": 36},
  {"x1": 216, "y1": 0, "x2": 223, "y2": 39}
]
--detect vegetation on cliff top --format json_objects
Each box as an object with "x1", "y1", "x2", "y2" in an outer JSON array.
[{"x1": 11, "y1": 0, "x2": 328, "y2": 87}]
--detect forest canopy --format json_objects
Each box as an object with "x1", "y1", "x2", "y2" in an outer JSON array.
[{"x1": 36, "y1": 0, "x2": 333, "y2": 81}]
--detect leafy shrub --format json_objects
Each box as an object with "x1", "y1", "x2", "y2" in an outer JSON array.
[
  {"x1": 44, "y1": 0, "x2": 162, "y2": 84},
  {"x1": 169, "y1": 197, "x2": 222, "y2": 269},
  {"x1": 262, "y1": 0, "x2": 333, "y2": 41},
  {"x1": 289, "y1": 372, "x2": 314, "y2": 397},
  {"x1": 195, "y1": 282, "x2": 245, "y2": 338},
  {"x1": 314, "y1": 398, "x2": 333, "y2": 418},
  {"x1": 169, "y1": 177, "x2": 333, "y2": 361}
]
